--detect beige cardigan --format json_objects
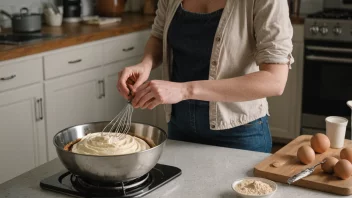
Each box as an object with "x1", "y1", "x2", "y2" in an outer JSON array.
[{"x1": 151, "y1": 0, "x2": 294, "y2": 130}]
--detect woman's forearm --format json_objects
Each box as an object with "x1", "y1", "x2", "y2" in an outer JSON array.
[
  {"x1": 141, "y1": 36, "x2": 163, "y2": 70},
  {"x1": 184, "y1": 64, "x2": 289, "y2": 102}
]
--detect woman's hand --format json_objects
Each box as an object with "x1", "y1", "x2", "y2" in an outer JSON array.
[
  {"x1": 117, "y1": 63, "x2": 152, "y2": 100},
  {"x1": 132, "y1": 80, "x2": 189, "y2": 109}
]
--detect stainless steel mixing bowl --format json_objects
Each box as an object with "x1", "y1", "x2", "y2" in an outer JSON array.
[{"x1": 53, "y1": 122, "x2": 167, "y2": 182}]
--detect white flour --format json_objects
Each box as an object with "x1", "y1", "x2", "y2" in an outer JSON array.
[{"x1": 235, "y1": 179, "x2": 273, "y2": 195}]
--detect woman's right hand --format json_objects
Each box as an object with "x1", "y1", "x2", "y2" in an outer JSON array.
[{"x1": 117, "y1": 63, "x2": 152, "y2": 100}]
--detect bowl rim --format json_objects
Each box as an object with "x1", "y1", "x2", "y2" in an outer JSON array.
[
  {"x1": 53, "y1": 121, "x2": 168, "y2": 157},
  {"x1": 231, "y1": 177, "x2": 277, "y2": 197}
]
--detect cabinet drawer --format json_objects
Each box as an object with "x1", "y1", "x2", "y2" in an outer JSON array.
[
  {"x1": 44, "y1": 44, "x2": 103, "y2": 79},
  {"x1": 103, "y1": 30, "x2": 150, "y2": 64},
  {"x1": 0, "y1": 58, "x2": 43, "y2": 92}
]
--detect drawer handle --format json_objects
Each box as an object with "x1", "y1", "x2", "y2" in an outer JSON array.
[
  {"x1": 39, "y1": 98, "x2": 43, "y2": 120},
  {"x1": 101, "y1": 80, "x2": 105, "y2": 98},
  {"x1": 68, "y1": 59, "x2": 82, "y2": 64},
  {"x1": 98, "y1": 80, "x2": 105, "y2": 99},
  {"x1": 0, "y1": 74, "x2": 16, "y2": 81},
  {"x1": 35, "y1": 98, "x2": 44, "y2": 121},
  {"x1": 122, "y1": 47, "x2": 135, "y2": 52}
]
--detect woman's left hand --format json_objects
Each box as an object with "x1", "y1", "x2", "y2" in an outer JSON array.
[{"x1": 132, "y1": 80, "x2": 188, "y2": 109}]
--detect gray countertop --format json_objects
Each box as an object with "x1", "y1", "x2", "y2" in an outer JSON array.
[{"x1": 0, "y1": 140, "x2": 347, "y2": 198}]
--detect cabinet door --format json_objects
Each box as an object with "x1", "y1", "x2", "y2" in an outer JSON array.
[
  {"x1": 292, "y1": 42, "x2": 304, "y2": 136},
  {"x1": 267, "y1": 41, "x2": 304, "y2": 140},
  {"x1": 104, "y1": 56, "x2": 157, "y2": 126},
  {"x1": 45, "y1": 67, "x2": 105, "y2": 160},
  {"x1": 150, "y1": 66, "x2": 168, "y2": 131},
  {"x1": 0, "y1": 83, "x2": 46, "y2": 184}
]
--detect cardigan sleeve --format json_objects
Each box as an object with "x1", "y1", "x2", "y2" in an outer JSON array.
[
  {"x1": 253, "y1": 0, "x2": 294, "y2": 67},
  {"x1": 151, "y1": 0, "x2": 168, "y2": 39}
]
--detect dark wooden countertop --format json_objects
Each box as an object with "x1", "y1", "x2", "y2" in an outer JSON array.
[
  {"x1": 0, "y1": 13, "x2": 304, "y2": 62},
  {"x1": 0, "y1": 13, "x2": 155, "y2": 62},
  {"x1": 290, "y1": 16, "x2": 305, "y2": 25}
]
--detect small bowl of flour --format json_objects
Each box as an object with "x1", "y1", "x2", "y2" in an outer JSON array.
[{"x1": 232, "y1": 177, "x2": 277, "y2": 198}]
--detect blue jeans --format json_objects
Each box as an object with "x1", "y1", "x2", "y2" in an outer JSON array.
[{"x1": 168, "y1": 100, "x2": 272, "y2": 153}]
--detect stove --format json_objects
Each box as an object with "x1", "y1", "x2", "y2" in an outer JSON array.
[
  {"x1": 40, "y1": 164, "x2": 181, "y2": 198},
  {"x1": 307, "y1": 9, "x2": 352, "y2": 20},
  {"x1": 304, "y1": 0, "x2": 352, "y2": 42},
  {"x1": 0, "y1": 33, "x2": 64, "y2": 45},
  {"x1": 301, "y1": 0, "x2": 352, "y2": 137}
]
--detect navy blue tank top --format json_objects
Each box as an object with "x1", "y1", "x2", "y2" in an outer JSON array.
[{"x1": 168, "y1": 4, "x2": 224, "y2": 83}]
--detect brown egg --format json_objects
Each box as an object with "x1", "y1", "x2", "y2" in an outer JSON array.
[
  {"x1": 340, "y1": 148, "x2": 352, "y2": 163},
  {"x1": 310, "y1": 133, "x2": 330, "y2": 154},
  {"x1": 321, "y1": 157, "x2": 339, "y2": 174},
  {"x1": 297, "y1": 145, "x2": 315, "y2": 165},
  {"x1": 334, "y1": 159, "x2": 352, "y2": 180}
]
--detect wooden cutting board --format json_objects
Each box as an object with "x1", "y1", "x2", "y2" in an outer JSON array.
[{"x1": 254, "y1": 135, "x2": 352, "y2": 196}]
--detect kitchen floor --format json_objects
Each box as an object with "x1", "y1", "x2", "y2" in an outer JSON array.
[{"x1": 271, "y1": 143, "x2": 286, "y2": 153}]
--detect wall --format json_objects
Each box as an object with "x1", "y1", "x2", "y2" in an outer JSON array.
[
  {"x1": 299, "y1": 0, "x2": 324, "y2": 16},
  {"x1": 0, "y1": 0, "x2": 57, "y2": 28},
  {"x1": 0, "y1": 0, "x2": 54, "y2": 13},
  {"x1": 0, "y1": 0, "x2": 325, "y2": 28}
]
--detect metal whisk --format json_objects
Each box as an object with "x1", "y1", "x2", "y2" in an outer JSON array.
[{"x1": 101, "y1": 84, "x2": 135, "y2": 138}]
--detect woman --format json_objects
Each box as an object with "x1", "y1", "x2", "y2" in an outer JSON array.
[{"x1": 117, "y1": 0, "x2": 293, "y2": 153}]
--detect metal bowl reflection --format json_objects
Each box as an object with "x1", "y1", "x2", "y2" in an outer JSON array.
[{"x1": 53, "y1": 122, "x2": 167, "y2": 182}]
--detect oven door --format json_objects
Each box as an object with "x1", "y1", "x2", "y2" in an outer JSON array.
[{"x1": 302, "y1": 40, "x2": 352, "y2": 135}]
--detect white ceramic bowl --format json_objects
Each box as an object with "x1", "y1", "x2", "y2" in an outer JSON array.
[
  {"x1": 45, "y1": 14, "x2": 63, "y2": 26},
  {"x1": 232, "y1": 177, "x2": 277, "y2": 198},
  {"x1": 44, "y1": 8, "x2": 63, "y2": 26}
]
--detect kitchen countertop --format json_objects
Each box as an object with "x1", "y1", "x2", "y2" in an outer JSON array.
[
  {"x1": 0, "y1": 140, "x2": 345, "y2": 198},
  {"x1": 290, "y1": 16, "x2": 305, "y2": 25},
  {"x1": 0, "y1": 13, "x2": 155, "y2": 61},
  {"x1": 0, "y1": 13, "x2": 304, "y2": 62}
]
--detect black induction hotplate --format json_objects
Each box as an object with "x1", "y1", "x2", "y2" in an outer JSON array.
[
  {"x1": 40, "y1": 164, "x2": 181, "y2": 198},
  {"x1": 0, "y1": 33, "x2": 64, "y2": 45}
]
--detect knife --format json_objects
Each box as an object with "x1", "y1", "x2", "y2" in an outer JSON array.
[{"x1": 287, "y1": 159, "x2": 326, "y2": 185}]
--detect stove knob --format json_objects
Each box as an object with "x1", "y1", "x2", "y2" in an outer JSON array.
[
  {"x1": 333, "y1": 26, "x2": 342, "y2": 35},
  {"x1": 310, "y1": 25, "x2": 320, "y2": 35},
  {"x1": 320, "y1": 26, "x2": 329, "y2": 35}
]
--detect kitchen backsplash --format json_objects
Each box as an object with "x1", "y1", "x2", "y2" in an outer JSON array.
[
  {"x1": 299, "y1": 0, "x2": 324, "y2": 16},
  {"x1": 0, "y1": 0, "x2": 57, "y2": 13},
  {"x1": 1, "y1": 0, "x2": 324, "y2": 29}
]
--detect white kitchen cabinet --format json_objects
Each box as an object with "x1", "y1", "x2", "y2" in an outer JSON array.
[
  {"x1": 104, "y1": 56, "x2": 140, "y2": 120},
  {"x1": 292, "y1": 42, "x2": 304, "y2": 137},
  {"x1": 267, "y1": 24, "x2": 304, "y2": 141},
  {"x1": 104, "y1": 56, "x2": 158, "y2": 126},
  {"x1": 0, "y1": 29, "x2": 153, "y2": 184},
  {"x1": 45, "y1": 67, "x2": 105, "y2": 160},
  {"x1": 150, "y1": 66, "x2": 168, "y2": 131},
  {"x1": 0, "y1": 57, "x2": 42, "y2": 93},
  {"x1": 43, "y1": 43, "x2": 103, "y2": 79},
  {"x1": 0, "y1": 83, "x2": 46, "y2": 184},
  {"x1": 102, "y1": 30, "x2": 150, "y2": 65}
]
